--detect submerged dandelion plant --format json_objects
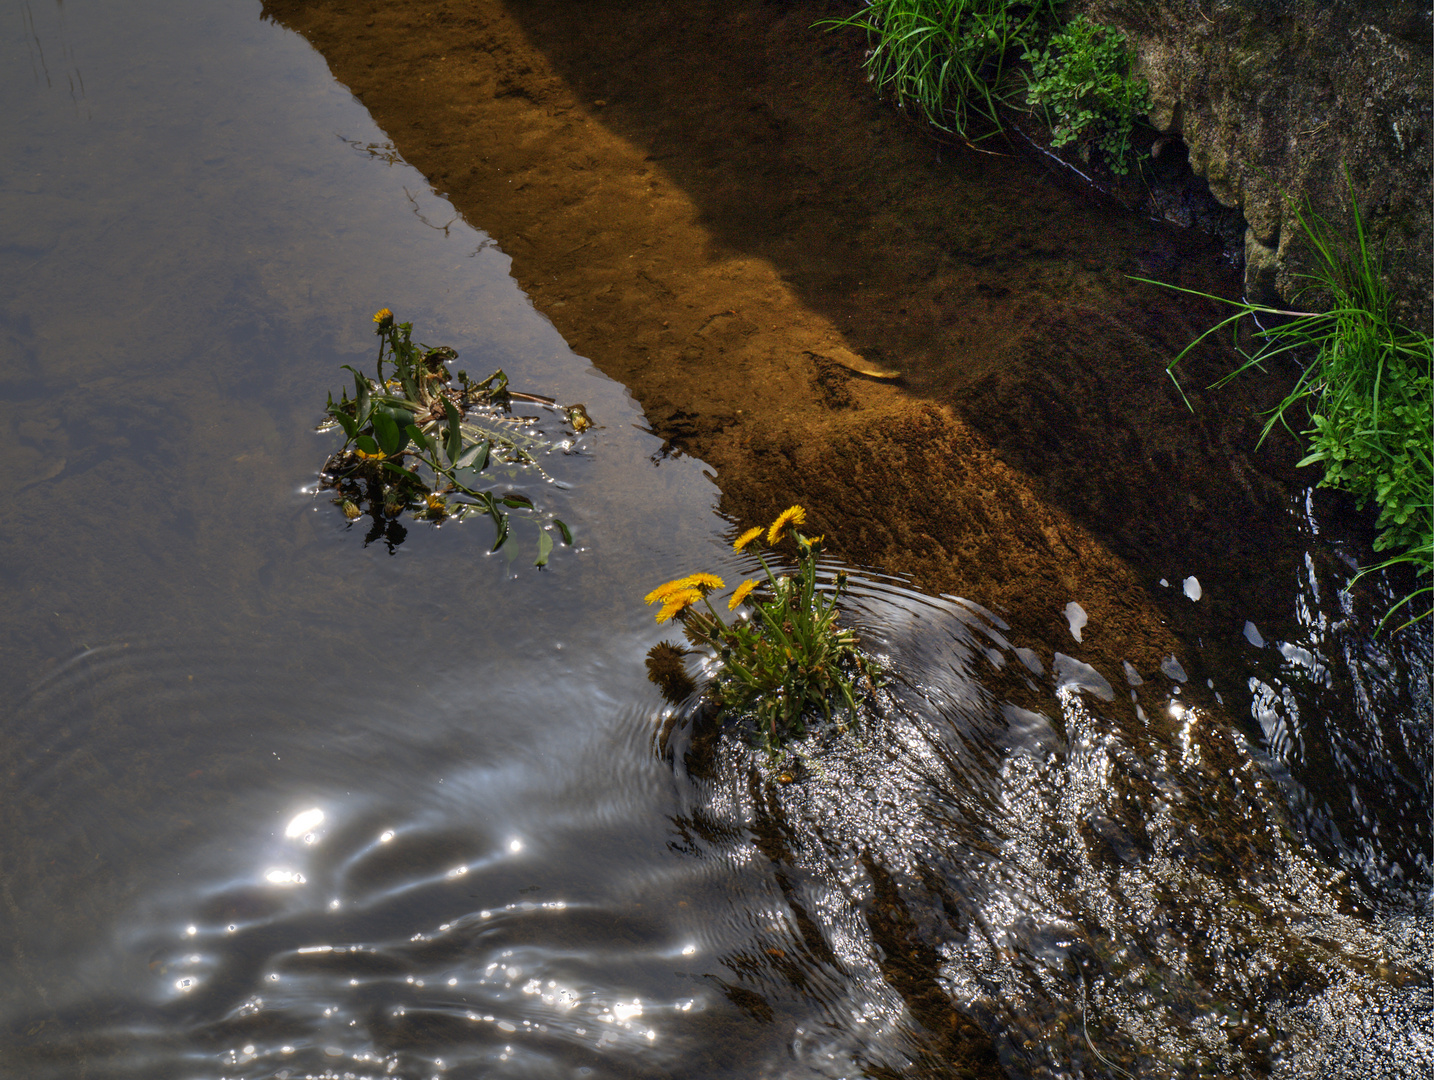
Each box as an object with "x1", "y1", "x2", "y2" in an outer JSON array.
[
  {"x1": 317, "y1": 309, "x2": 582, "y2": 562},
  {"x1": 644, "y1": 505, "x2": 877, "y2": 757}
]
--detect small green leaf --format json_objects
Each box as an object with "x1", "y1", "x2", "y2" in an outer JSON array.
[
  {"x1": 456, "y1": 440, "x2": 490, "y2": 471},
  {"x1": 354, "y1": 434, "x2": 380, "y2": 455},
  {"x1": 372, "y1": 410, "x2": 402, "y2": 456},
  {"x1": 375, "y1": 395, "x2": 424, "y2": 412},
  {"x1": 490, "y1": 513, "x2": 509, "y2": 552},
  {"x1": 443, "y1": 397, "x2": 464, "y2": 464},
  {"x1": 350, "y1": 371, "x2": 371, "y2": 424},
  {"x1": 380, "y1": 461, "x2": 423, "y2": 485},
  {"x1": 414, "y1": 425, "x2": 441, "y2": 460},
  {"x1": 403, "y1": 424, "x2": 429, "y2": 457},
  {"x1": 555, "y1": 519, "x2": 573, "y2": 545},
  {"x1": 330, "y1": 408, "x2": 358, "y2": 439},
  {"x1": 500, "y1": 493, "x2": 534, "y2": 510},
  {"x1": 534, "y1": 530, "x2": 554, "y2": 568}
]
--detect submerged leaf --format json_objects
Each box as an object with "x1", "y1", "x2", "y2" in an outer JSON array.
[{"x1": 534, "y1": 529, "x2": 554, "y2": 568}]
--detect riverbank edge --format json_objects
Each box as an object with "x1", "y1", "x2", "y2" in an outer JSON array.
[{"x1": 1078, "y1": 0, "x2": 1433, "y2": 328}]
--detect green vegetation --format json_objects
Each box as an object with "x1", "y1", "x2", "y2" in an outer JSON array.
[
  {"x1": 1143, "y1": 188, "x2": 1433, "y2": 629},
  {"x1": 318, "y1": 308, "x2": 581, "y2": 563},
  {"x1": 818, "y1": 0, "x2": 1061, "y2": 141},
  {"x1": 644, "y1": 505, "x2": 877, "y2": 756},
  {"x1": 818, "y1": 2, "x2": 1152, "y2": 172},
  {"x1": 1023, "y1": 14, "x2": 1151, "y2": 175}
]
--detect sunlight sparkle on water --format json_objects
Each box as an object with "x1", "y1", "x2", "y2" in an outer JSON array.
[{"x1": 284, "y1": 807, "x2": 324, "y2": 840}]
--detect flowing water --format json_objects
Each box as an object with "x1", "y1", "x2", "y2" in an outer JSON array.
[{"x1": 1, "y1": 2, "x2": 1429, "y2": 1079}]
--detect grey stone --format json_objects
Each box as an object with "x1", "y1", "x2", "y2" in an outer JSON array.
[{"x1": 1075, "y1": 0, "x2": 1432, "y2": 325}]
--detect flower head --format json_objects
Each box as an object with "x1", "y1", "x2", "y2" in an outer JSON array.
[
  {"x1": 645, "y1": 573, "x2": 723, "y2": 607},
  {"x1": 645, "y1": 573, "x2": 699, "y2": 608},
  {"x1": 767, "y1": 504, "x2": 807, "y2": 545},
  {"x1": 373, "y1": 308, "x2": 394, "y2": 330},
  {"x1": 656, "y1": 588, "x2": 703, "y2": 623},
  {"x1": 728, "y1": 579, "x2": 758, "y2": 610},
  {"x1": 645, "y1": 577, "x2": 693, "y2": 606},
  {"x1": 733, "y1": 526, "x2": 763, "y2": 553}
]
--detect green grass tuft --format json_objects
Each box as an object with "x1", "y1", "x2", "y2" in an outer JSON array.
[
  {"x1": 1140, "y1": 177, "x2": 1433, "y2": 630},
  {"x1": 818, "y1": 0, "x2": 1061, "y2": 141}
]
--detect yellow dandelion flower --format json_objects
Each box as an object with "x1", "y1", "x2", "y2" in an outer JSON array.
[
  {"x1": 656, "y1": 588, "x2": 703, "y2": 623},
  {"x1": 733, "y1": 526, "x2": 763, "y2": 552},
  {"x1": 644, "y1": 577, "x2": 694, "y2": 606},
  {"x1": 728, "y1": 579, "x2": 758, "y2": 610},
  {"x1": 767, "y1": 504, "x2": 807, "y2": 544},
  {"x1": 645, "y1": 573, "x2": 724, "y2": 607},
  {"x1": 373, "y1": 307, "x2": 394, "y2": 329}
]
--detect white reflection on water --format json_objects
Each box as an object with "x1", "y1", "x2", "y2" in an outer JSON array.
[{"x1": 284, "y1": 806, "x2": 325, "y2": 839}]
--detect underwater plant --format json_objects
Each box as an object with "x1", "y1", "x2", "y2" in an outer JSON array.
[
  {"x1": 317, "y1": 309, "x2": 584, "y2": 563},
  {"x1": 645, "y1": 505, "x2": 877, "y2": 756}
]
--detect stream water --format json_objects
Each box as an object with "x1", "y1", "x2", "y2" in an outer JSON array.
[{"x1": 1, "y1": 2, "x2": 1429, "y2": 1079}]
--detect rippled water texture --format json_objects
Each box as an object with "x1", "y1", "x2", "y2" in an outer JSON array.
[{"x1": 1, "y1": 2, "x2": 1429, "y2": 1078}]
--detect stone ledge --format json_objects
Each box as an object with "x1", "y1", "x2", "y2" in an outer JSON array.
[{"x1": 1078, "y1": 0, "x2": 1432, "y2": 326}]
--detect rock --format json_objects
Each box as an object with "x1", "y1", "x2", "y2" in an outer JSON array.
[{"x1": 1075, "y1": 0, "x2": 1432, "y2": 326}]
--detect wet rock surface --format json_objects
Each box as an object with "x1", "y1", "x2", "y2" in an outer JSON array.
[{"x1": 1077, "y1": 0, "x2": 1433, "y2": 323}]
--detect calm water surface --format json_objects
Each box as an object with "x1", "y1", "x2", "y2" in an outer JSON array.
[{"x1": 1, "y1": 2, "x2": 1429, "y2": 1078}]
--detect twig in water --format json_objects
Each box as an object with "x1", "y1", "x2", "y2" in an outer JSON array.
[{"x1": 1080, "y1": 974, "x2": 1137, "y2": 1079}]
